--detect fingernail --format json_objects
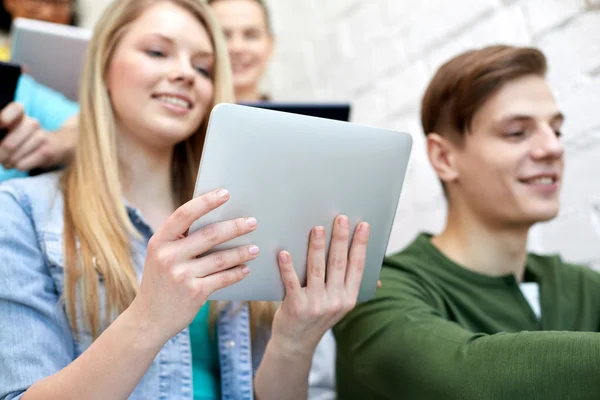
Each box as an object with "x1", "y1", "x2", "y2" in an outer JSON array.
[
  {"x1": 249, "y1": 245, "x2": 260, "y2": 255},
  {"x1": 279, "y1": 252, "x2": 289, "y2": 263},
  {"x1": 217, "y1": 189, "x2": 229, "y2": 197},
  {"x1": 359, "y1": 223, "x2": 370, "y2": 234},
  {"x1": 338, "y1": 216, "x2": 349, "y2": 227},
  {"x1": 314, "y1": 227, "x2": 325, "y2": 238},
  {"x1": 246, "y1": 217, "x2": 257, "y2": 228},
  {"x1": 242, "y1": 265, "x2": 251, "y2": 274}
]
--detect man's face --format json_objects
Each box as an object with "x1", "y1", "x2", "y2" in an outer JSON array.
[
  {"x1": 447, "y1": 75, "x2": 564, "y2": 228},
  {"x1": 4, "y1": 0, "x2": 72, "y2": 26}
]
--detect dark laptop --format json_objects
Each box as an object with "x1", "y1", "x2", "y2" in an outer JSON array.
[{"x1": 241, "y1": 102, "x2": 351, "y2": 122}]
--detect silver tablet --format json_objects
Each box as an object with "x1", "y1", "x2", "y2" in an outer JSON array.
[
  {"x1": 189, "y1": 103, "x2": 412, "y2": 302},
  {"x1": 10, "y1": 18, "x2": 91, "y2": 101}
]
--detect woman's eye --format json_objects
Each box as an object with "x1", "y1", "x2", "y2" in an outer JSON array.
[
  {"x1": 195, "y1": 67, "x2": 212, "y2": 78},
  {"x1": 145, "y1": 49, "x2": 166, "y2": 58},
  {"x1": 506, "y1": 131, "x2": 525, "y2": 138}
]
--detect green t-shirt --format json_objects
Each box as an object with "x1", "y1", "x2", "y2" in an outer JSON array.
[
  {"x1": 189, "y1": 302, "x2": 220, "y2": 400},
  {"x1": 334, "y1": 233, "x2": 600, "y2": 400}
]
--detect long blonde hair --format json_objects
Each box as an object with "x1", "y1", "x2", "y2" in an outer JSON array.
[{"x1": 62, "y1": 0, "x2": 274, "y2": 338}]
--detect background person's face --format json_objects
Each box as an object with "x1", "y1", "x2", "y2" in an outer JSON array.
[
  {"x1": 210, "y1": 0, "x2": 273, "y2": 96},
  {"x1": 446, "y1": 75, "x2": 565, "y2": 228},
  {"x1": 4, "y1": 0, "x2": 72, "y2": 25}
]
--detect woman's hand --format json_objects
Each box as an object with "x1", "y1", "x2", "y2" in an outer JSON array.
[
  {"x1": 271, "y1": 215, "x2": 370, "y2": 355},
  {"x1": 130, "y1": 189, "x2": 258, "y2": 344},
  {"x1": 0, "y1": 104, "x2": 78, "y2": 171}
]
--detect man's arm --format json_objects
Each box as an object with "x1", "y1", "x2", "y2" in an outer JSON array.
[{"x1": 334, "y1": 266, "x2": 600, "y2": 400}]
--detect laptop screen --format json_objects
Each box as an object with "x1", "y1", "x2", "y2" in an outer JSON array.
[{"x1": 241, "y1": 102, "x2": 351, "y2": 122}]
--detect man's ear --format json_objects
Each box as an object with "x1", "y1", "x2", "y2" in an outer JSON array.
[{"x1": 426, "y1": 133, "x2": 460, "y2": 184}]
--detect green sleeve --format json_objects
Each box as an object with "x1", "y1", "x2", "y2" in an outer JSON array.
[{"x1": 334, "y1": 266, "x2": 600, "y2": 400}]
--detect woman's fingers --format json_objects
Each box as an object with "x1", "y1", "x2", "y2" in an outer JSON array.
[
  {"x1": 278, "y1": 251, "x2": 302, "y2": 297},
  {"x1": 325, "y1": 215, "x2": 350, "y2": 290},
  {"x1": 185, "y1": 244, "x2": 259, "y2": 278},
  {"x1": 344, "y1": 222, "x2": 370, "y2": 296},
  {"x1": 174, "y1": 216, "x2": 258, "y2": 260},
  {"x1": 153, "y1": 189, "x2": 231, "y2": 243},
  {"x1": 195, "y1": 264, "x2": 251, "y2": 295},
  {"x1": 306, "y1": 226, "x2": 327, "y2": 294}
]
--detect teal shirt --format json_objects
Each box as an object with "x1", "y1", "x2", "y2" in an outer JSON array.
[
  {"x1": 189, "y1": 302, "x2": 220, "y2": 400},
  {"x1": 0, "y1": 75, "x2": 79, "y2": 182}
]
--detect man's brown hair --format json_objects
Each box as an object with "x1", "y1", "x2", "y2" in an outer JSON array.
[{"x1": 421, "y1": 45, "x2": 548, "y2": 141}]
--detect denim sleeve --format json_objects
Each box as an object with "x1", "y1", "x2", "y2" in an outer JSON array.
[
  {"x1": 14, "y1": 75, "x2": 79, "y2": 132},
  {"x1": 0, "y1": 186, "x2": 75, "y2": 400}
]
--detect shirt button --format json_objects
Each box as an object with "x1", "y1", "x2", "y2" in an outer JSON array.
[{"x1": 225, "y1": 340, "x2": 236, "y2": 349}]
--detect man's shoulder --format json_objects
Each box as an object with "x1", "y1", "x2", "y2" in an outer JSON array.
[
  {"x1": 383, "y1": 233, "x2": 441, "y2": 277},
  {"x1": 375, "y1": 233, "x2": 449, "y2": 302},
  {"x1": 528, "y1": 252, "x2": 600, "y2": 281}
]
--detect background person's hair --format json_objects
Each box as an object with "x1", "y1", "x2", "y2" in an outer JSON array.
[
  {"x1": 62, "y1": 0, "x2": 273, "y2": 339},
  {"x1": 0, "y1": 4, "x2": 10, "y2": 33},
  {"x1": 206, "y1": 0, "x2": 273, "y2": 35},
  {"x1": 0, "y1": 0, "x2": 79, "y2": 33},
  {"x1": 421, "y1": 45, "x2": 548, "y2": 143}
]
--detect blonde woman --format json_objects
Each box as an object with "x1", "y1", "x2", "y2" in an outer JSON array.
[{"x1": 0, "y1": 1, "x2": 370, "y2": 399}]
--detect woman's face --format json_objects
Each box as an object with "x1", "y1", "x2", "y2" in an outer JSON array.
[
  {"x1": 210, "y1": 0, "x2": 273, "y2": 96},
  {"x1": 4, "y1": 0, "x2": 73, "y2": 25},
  {"x1": 106, "y1": 2, "x2": 215, "y2": 151}
]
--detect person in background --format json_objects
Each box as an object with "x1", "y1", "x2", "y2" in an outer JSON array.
[
  {"x1": 0, "y1": 0, "x2": 370, "y2": 398},
  {"x1": 0, "y1": 0, "x2": 79, "y2": 181},
  {"x1": 208, "y1": 0, "x2": 273, "y2": 102},
  {"x1": 209, "y1": 1, "x2": 337, "y2": 398},
  {"x1": 334, "y1": 45, "x2": 600, "y2": 400},
  {"x1": 0, "y1": 0, "x2": 78, "y2": 58}
]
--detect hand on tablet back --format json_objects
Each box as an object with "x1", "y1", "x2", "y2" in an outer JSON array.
[
  {"x1": 271, "y1": 215, "x2": 371, "y2": 353},
  {"x1": 130, "y1": 189, "x2": 257, "y2": 343}
]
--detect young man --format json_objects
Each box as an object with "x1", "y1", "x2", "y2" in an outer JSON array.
[{"x1": 334, "y1": 45, "x2": 600, "y2": 399}]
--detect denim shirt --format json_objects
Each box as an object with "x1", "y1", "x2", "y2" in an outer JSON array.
[{"x1": 0, "y1": 172, "x2": 265, "y2": 400}]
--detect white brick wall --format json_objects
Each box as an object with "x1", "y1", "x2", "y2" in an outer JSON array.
[
  {"x1": 80, "y1": 1, "x2": 600, "y2": 268},
  {"x1": 266, "y1": 1, "x2": 600, "y2": 267}
]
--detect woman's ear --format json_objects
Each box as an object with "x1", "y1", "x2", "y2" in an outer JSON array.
[
  {"x1": 265, "y1": 35, "x2": 275, "y2": 62},
  {"x1": 426, "y1": 132, "x2": 460, "y2": 184}
]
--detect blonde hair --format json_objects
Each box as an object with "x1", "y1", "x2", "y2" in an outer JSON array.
[
  {"x1": 207, "y1": 0, "x2": 273, "y2": 35},
  {"x1": 62, "y1": 0, "x2": 274, "y2": 338}
]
